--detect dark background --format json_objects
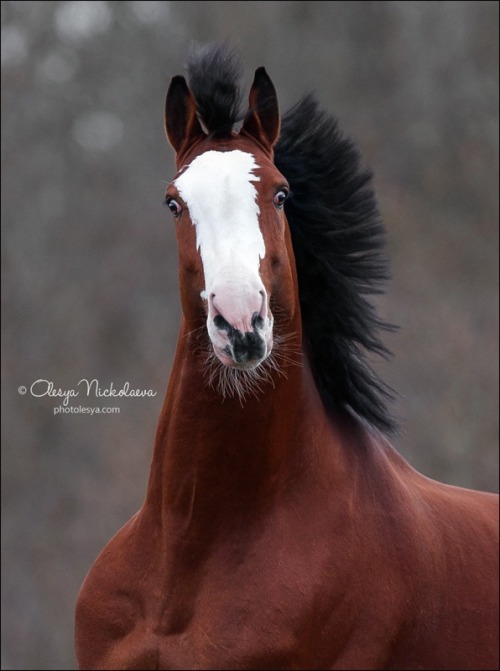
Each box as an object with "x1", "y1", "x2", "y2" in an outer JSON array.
[{"x1": 2, "y1": 2, "x2": 498, "y2": 668}]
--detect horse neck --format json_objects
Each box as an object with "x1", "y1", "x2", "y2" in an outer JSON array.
[{"x1": 143, "y1": 313, "x2": 345, "y2": 533}]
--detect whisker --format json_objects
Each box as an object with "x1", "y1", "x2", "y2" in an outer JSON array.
[{"x1": 202, "y1": 326, "x2": 302, "y2": 404}]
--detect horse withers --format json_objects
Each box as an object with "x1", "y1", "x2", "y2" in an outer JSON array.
[{"x1": 75, "y1": 44, "x2": 499, "y2": 670}]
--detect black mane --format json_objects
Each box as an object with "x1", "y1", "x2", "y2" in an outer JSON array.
[
  {"x1": 187, "y1": 45, "x2": 397, "y2": 434},
  {"x1": 275, "y1": 96, "x2": 397, "y2": 434}
]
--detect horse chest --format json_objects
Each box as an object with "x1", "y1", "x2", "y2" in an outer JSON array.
[
  {"x1": 87, "y1": 521, "x2": 401, "y2": 670},
  {"x1": 85, "y1": 560, "x2": 316, "y2": 669},
  {"x1": 138, "y1": 543, "x2": 330, "y2": 667}
]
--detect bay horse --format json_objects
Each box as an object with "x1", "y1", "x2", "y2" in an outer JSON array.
[{"x1": 75, "y1": 44, "x2": 499, "y2": 670}]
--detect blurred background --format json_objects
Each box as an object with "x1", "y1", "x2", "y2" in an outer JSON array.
[{"x1": 1, "y1": 1, "x2": 498, "y2": 668}]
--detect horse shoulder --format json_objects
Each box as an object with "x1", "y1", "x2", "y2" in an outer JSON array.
[
  {"x1": 74, "y1": 511, "x2": 163, "y2": 669},
  {"x1": 373, "y1": 448, "x2": 499, "y2": 669}
]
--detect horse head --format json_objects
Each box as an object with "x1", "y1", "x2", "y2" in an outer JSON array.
[{"x1": 164, "y1": 66, "x2": 297, "y2": 381}]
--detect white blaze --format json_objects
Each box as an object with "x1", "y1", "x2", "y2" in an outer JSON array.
[{"x1": 174, "y1": 150, "x2": 265, "y2": 298}]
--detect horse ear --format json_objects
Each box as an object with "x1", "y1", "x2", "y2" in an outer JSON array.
[
  {"x1": 165, "y1": 75, "x2": 205, "y2": 154},
  {"x1": 241, "y1": 67, "x2": 280, "y2": 148}
]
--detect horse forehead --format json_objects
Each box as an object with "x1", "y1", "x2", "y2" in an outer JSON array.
[
  {"x1": 174, "y1": 149, "x2": 266, "y2": 266},
  {"x1": 174, "y1": 149, "x2": 261, "y2": 201}
]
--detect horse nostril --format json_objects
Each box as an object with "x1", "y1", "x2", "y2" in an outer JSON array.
[
  {"x1": 213, "y1": 314, "x2": 234, "y2": 336},
  {"x1": 251, "y1": 312, "x2": 264, "y2": 330},
  {"x1": 258, "y1": 289, "x2": 268, "y2": 322}
]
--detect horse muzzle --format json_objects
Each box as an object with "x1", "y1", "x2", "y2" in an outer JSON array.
[
  {"x1": 205, "y1": 281, "x2": 273, "y2": 369},
  {"x1": 207, "y1": 306, "x2": 272, "y2": 370},
  {"x1": 213, "y1": 314, "x2": 271, "y2": 369}
]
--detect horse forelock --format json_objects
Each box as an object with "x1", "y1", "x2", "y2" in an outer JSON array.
[{"x1": 187, "y1": 42, "x2": 244, "y2": 137}]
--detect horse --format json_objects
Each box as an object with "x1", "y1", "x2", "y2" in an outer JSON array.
[{"x1": 74, "y1": 44, "x2": 499, "y2": 670}]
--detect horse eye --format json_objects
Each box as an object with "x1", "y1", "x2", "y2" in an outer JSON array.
[
  {"x1": 273, "y1": 188, "x2": 289, "y2": 209},
  {"x1": 165, "y1": 197, "x2": 182, "y2": 217}
]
